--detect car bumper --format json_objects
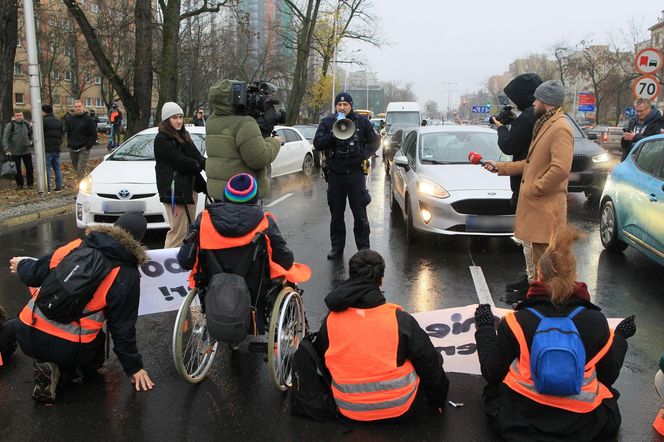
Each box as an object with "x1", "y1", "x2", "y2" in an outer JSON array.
[{"x1": 567, "y1": 169, "x2": 609, "y2": 193}]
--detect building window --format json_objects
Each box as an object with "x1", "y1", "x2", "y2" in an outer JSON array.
[
  {"x1": 50, "y1": 42, "x2": 57, "y2": 54},
  {"x1": 85, "y1": 97, "x2": 92, "y2": 107},
  {"x1": 95, "y1": 76, "x2": 102, "y2": 85},
  {"x1": 64, "y1": 46, "x2": 73, "y2": 57},
  {"x1": 15, "y1": 93, "x2": 24, "y2": 105},
  {"x1": 66, "y1": 96, "x2": 75, "y2": 106},
  {"x1": 64, "y1": 71, "x2": 72, "y2": 81},
  {"x1": 84, "y1": 72, "x2": 90, "y2": 83},
  {"x1": 51, "y1": 70, "x2": 60, "y2": 80},
  {"x1": 91, "y1": 3, "x2": 100, "y2": 13},
  {"x1": 13, "y1": 63, "x2": 22, "y2": 76},
  {"x1": 95, "y1": 98, "x2": 104, "y2": 107}
]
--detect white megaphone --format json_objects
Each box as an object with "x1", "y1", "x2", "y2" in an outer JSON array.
[{"x1": 332, "y1": 112, "x2": 355, "y2": 140}]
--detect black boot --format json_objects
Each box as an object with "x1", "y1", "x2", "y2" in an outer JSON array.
[
  {"x1": 505, "y1": 274, "x2": 529, "y2": 292},
  {"x1": 327, "y1": 249, "x2": 343, "y2": 260}
]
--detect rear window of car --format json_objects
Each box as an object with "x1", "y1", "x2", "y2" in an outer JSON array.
[
  {"x1": 418, "y1": 131, "x2": 509, "y2": 164},
  {"x1": 108, "y1": 133, "x2": 205, "y2": 161},
  {"x1": 295, "y1": 126, "x2": 316, "y2": 139}
]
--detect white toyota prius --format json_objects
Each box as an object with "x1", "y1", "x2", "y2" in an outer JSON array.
[{"x1": 76, "y1": 125, "x2": 314, "y2": 230}]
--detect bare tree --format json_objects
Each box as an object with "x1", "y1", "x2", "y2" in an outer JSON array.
[
  {"x1": 382, "y1": 81, "x2": 416, "y2": 103},
  {"x1": 0, "y1": 0, "x2": 18, "y2": 156},
  {"x1": 551, "y1": 42, "x2": 572, "y2": 86}
]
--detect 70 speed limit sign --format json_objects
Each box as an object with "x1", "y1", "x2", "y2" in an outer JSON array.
[{"x1": 633, "y1": 75, "x2": 661, "y2": 100}]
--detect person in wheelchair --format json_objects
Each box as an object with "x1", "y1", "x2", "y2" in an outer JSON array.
[{"x1": 178, "y1": 173, "x2": 310, "y2": 334}]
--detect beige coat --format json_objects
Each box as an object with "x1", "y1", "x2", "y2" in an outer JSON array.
[{"x1": 497, "y1": 110, "x2": 573, "y2": 244}]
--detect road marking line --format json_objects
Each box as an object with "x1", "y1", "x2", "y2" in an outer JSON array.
[
  {"x1": 469, "y1": 266, "x2": 495, "y2": 308},
  {"x1": 265, "y1": 193, "x2": 294, "y2": 208}
]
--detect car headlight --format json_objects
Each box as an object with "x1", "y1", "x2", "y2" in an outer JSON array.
[
  {"x1": 79, "y1": 175, "x2": 93, "y2": 194},
  {"x1": 417, "y1": 179, "x2": 449, "y2": 198},
  {"x1": 382, "y1": 138, "x2": 390, "y2": 147},
  {"x1": 592, "y1": 153, "x2": 610, "y2": 163}
]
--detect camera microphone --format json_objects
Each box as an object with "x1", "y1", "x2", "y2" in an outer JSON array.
[{"x1": 468, "y1": 151, "x2": 497, "y2": 171}]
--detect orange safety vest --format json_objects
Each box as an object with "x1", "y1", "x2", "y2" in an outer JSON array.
[
  {"x1": 503, "y1": 311, "x2": 614, "y2": 413},
  {"x1": 654, "y1": 405, "x2": 664, "y2": 436},
  {"x1": 18, "y1": 239, "x2": 120, "y2": 344},
  {"x1": 188, "y1": 210, "x2": 311, "y2": 288},
  {"x1": 109, "y1": 110, "x2": 120, "y2": 124},
  {"x1": 325, "y1": 303, "x2": 421, "y2": 421}
]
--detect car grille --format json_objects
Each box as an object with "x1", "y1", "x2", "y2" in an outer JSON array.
[
  {"x1": 97, "y1": 193, "x2": 156, "y2": 200},
  {"x1": 451, "y1": 199, "x2": 514, "y2": 216},
  {"x1": 571, "y1": 155, "x2": 589, "y2": 172},
  {"x1": 94, "y1": 214, "x2": 165, "y2": 224}
]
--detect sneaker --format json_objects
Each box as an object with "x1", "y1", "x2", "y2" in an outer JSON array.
[
  {"x1": 15, "y1": 185, "x2": 23, "y2": 190},
  {"x1": 505, "y1": 274, "x2": 529, "y2": 292},
  {"x1": 54, "y1": 186, "x2": 63, "y2": 192},
  {"x1": 32, "y1": 361, "x2": 61, "y2": 403}
]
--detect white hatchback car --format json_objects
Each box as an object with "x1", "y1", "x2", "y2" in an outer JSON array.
[
  {"x1": 76, "y1": 125, "x2": 314, "y2": 230},
  {"x1": 389, "y1": 125, "x2": 514, "y2": 242}
]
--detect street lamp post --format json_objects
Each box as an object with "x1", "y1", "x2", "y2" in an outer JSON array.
[{"x1": 441, "y1": 82, "x2": 457, "y2": 121}]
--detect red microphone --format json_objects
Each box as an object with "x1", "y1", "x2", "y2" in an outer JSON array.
[{"x1": 468, "y1": 151, "x2": 497, "y2": 171}]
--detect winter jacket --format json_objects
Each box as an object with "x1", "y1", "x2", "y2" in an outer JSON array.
[
  {"x1": 65, "y1": 113, "x2": 97, "y2": 150},
  {"x1": 475, "y1": 292, "x2": 627, "y2": 441},
  {"x1": 313, "y1": 111, "x2": 380, "y2": 175},
  {"x1": 42, "y1": 113, "x2": 64, "y2": 153},
  {"x1": 192, "y1": 117, "x2": 205, "y2": 127},
  {"x1": 496, "y1": 73, "x2": 542, "y2": 205},
  {"x1": 205, "y1": 80, "x2": 281, "y2": 200},
  {"x1": 16, "y1": 225, "x2": 149, "y2": 377},
  {"x1": 620, "y1": 107, "x2": 663, "y2": 160},
  {"x1": 497, "y1": 110, "x2": 573, "y2": 244},
  {"x1": 3, "y1": 120, "x2": 32, "y2": 156},
  {"x1": 154, "y1": 130, "x2": 206, "y2": 205},
  {"x1": 317, "y1": 278, "x2": 450, "y2": 410}
]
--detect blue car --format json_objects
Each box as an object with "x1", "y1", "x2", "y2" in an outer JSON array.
[{"x1": 600, "y1": 134, "x2": 664, "y2": 266}]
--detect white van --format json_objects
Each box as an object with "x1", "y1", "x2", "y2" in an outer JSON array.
[{"x1": 385, "y1": 102, "x2": 422, "y2": 135}]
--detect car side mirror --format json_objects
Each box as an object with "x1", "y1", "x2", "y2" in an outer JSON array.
[
  {"x1": 394, "y1": 155, "x2": 410, "y2": 171},
  {"x1": 587, "y1": 133, "x2": 598, "y2": 140}
]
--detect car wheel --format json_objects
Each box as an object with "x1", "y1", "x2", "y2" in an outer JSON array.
[
  {"x1": 266, "y1": 164, "x2": 272, "y2": 181},
  {"x1": 313, "y1": 150, "x2": 321, "y2": 168},
  {"x1": 389, "y1": 179, "x2": 398, "y2": 213},
  {"x1": 585, "y1": 189, "x2": 601, "y2": 201},
  {"x1": 600, "y1": 200, "x2": 628, "y2": 252},
  {"x1": 301, "y1": 153, "x2": 314, "y2": 177},
  {"x1": 405, "y1": 197, "x2": 421, "y2": 243}
]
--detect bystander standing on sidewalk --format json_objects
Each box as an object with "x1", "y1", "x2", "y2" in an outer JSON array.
[
  {"x1": 42, "y1": 105, "x2": 64, "y2": 192},
  {"x1": 65, "y1": 100, "x2": 96, "y2": 182},
  {"x1": 192, "y1": 109, "x2": 206, "y2": 126},
  {"x1": 108, "y1": 103, "x2": 123, "y2": 150},
  {"x1": 2, "y1": 111, "x2": 33, "y2": 190}
]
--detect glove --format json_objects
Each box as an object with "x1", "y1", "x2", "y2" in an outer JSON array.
[
  {"x1": 615, "y1": 315, "x2": 636, "y2": 339},
  {"x1": 474, "y1": 304, "x2": 495, "y2": 327}
]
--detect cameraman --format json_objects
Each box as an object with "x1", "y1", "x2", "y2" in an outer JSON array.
[
  {"x1": 314, "y1": 92, "x2": 380, "y2": 260},
  {"x1": 490, "y1": 73, "x2": 542, "y2": 302},
  {"x1": 205, "y1": 79, "x2": 282, "y2": 201}
]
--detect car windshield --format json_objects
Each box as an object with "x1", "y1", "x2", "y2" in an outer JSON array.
[
  {"x1": 98, "y1": 116, "x2": 109, "y2": 123},
  {"x1": 295, "y1": 126, "x2": 316, "y2": 140},
  {"x1": 386, "y1": 111, "x2": 420, "y2": 133},
  {"x1": 564, "y1": 116, "x2": 585, "y2": 138},
  {"x1": 418, "y1": 131, "x2": 509, "y2": 164},
  {"x1": 108, "y1": 133, "x2": 206, "y2": 161}
]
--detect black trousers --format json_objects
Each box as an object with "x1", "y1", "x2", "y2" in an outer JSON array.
[
  {"x1": 327, "y1": 171, "x2": 371, "y2": 252},
  {"x1": 13, "y1": 154, "x2": 33, "y2": 187}
]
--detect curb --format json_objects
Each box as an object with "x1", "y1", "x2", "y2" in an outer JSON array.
[{"x1": 0, "y1": 203, "x2": 74, "y2": 230}]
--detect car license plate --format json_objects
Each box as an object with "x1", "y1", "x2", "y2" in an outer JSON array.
[
  {"x1": 466, "y1": 215, "x2": 514, "y2": 232},
  {"x1": 569, "y1": 172, "x2": 581, "y2": 183},
  {"x1": 101, "y1": 201, "x2": 146, "y2": 213}
]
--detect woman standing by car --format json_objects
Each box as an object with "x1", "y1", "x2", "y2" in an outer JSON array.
[{"x1": 155, "y1": 102, "x2": 206, "y2": 248}]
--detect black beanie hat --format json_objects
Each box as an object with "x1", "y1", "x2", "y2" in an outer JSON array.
[
  {"x1": 42, "y1": 104, "x2": 53, "y2": 114},
  {"x1": 114, "y1": 212, "x2": 147, "y2": 242},
  {"x1": 335, "y1": 92, "x2": 353, "y2": 106},
  {"x1": 349, "y1": 249, "x2": 385, "y2": 282}
]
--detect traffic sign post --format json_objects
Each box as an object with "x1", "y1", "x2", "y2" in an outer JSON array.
[
  {"x1": 634, "y1": 47, "x2": 663, "y2": 75},
  {"x1": 471, "y1": 105, "x2": 490, "y2": 113},
  {"x1": 578, "y1": 92, "x2": 596, "y2": 112},
  {"x1": 632, "y1": 75, "x2": 661, "y2": 101}
]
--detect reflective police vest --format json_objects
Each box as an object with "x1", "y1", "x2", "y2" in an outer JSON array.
[
  {"x1": 325, "y1": 303, "x2": 420, "y2": 421},
  {"x1": 188, "y1": 209, "x2": 310, "y2": 288},
  {"x1": 18, "y1": 239, "x2": 120, "y2": 344},
  {"x1": 503, "y1": 311, "x2": 614, "y2": 413}
]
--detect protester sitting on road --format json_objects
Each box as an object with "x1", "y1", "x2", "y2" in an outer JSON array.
[
  {"x1": 3, "y1": 110, "x2": 34, "y2": 190},
  {"x1": 8, "y1": 212, "x2": 155, "y2": 403},
  {"x1": 0, "y1": 305, "x2": 17, "y2": 366},
  {"x1": 474, "y1": 224, "x2": 634, "y2": 441},
  {"x1": 316, "y1": 249, "x2": 449, "y2": 423},
  {"x1": 653, "y1": 354, "x2": 664, "y2": 436},
  {"x1": 154, "y1": 102, "x2": 206, "y2": 249}
]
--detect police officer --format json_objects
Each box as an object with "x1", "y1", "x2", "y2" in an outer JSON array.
[{"x1": 314, "y1": 92, "x2": 380, "y2": 260}]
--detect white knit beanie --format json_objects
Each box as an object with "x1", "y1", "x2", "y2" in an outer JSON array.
[{"x1": 161, "y1": 102, "x2": 184, "y2": 122}]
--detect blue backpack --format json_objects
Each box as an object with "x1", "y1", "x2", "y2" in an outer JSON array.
[{"x1": 526, "y1": 306, "x2": 586, "y2": 396}]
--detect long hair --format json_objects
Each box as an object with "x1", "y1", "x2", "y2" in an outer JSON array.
[
  {"x1": 158, "y1": 118, "x2": 192, "y2": 145},
  {"x1": 538, "y1": 224, "x2": 584, "y2": 306}
]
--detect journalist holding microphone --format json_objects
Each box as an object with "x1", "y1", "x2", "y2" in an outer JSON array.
[{"x1": 314, "y1": 92, "x2": 380, "y2": 260}]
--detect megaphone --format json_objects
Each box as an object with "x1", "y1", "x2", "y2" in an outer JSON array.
[{"x1": 332, "y1": 112, "x2": 355, "y2": 140}]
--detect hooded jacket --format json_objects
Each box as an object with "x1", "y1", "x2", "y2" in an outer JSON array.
[
  {"x1": 42, "y1": 113, "x2": 64, "y2": 153},
  {"x1": 496, "y1": 73, "x2": 542, "y2": 204},
  {"x1": 16, "y1": 225, "x2": 148, "y2": 377},
  {"x1": 3, "y1": 120, "x2": 32, "y2": 156},
  {"x1": 317, "y1": 278, "x2": 449, "y2": 411},
  {"x1": 205, "y1": 80, "x2": 281, "y2": 200},
  {"x1": 621, "y1": 107, "x2": 663, "y2": 160},
  {"x1": 154, "y1": 129, "x2": 206, "y2": 205},
  {"x1": 475, "y1": 287, "x2": 627, "y2": 441}
]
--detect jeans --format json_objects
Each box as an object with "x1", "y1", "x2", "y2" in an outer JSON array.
[{"x1": 45, "y1": 152, "x2": 62, "y2": 189}]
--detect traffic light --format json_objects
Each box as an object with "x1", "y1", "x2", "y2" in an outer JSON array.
[{"x1": 486, "y1": 101, "x2": 491, "y2": 109}]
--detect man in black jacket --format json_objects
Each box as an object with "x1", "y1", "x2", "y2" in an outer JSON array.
[
  {"x1": 8, "y1": 212, "x2": 155, "y2": 402},
  {"x1": 41, "y1": 104, "x2": 64, "y2": 192},
  {"x1": 621, "y1": 99, "x2": 663, "y2": 161},
  {"x1": 314, "y1": 93, "x2": 380, "y2": 260},
  {"x1": 317, "y1": 250, "x2": 449, "y2": 422},
  {"x1": 491, "y1": 73, "x2": 542, "y2": 302},
  {"x1": 65, "y1": 100, "x2": 97, "y2": 180}
]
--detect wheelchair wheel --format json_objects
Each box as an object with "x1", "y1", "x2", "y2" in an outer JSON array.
[
  {"x1": 172, "y1": 287, "x2": 218, "y2": 383},
  {"x1": 267, "y1": 286, "x2": 305, "y2": 391}
]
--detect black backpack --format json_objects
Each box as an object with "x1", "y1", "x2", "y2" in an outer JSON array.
[
  {"x1": 290, "y1": 333, "x2": 338, "y2": 421},
  {"x1": 35, "y1": 246, "x2": 113, "y2": 323}
]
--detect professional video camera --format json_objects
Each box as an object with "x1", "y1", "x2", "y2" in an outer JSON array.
[
  {"x1": 489, "y1": 105, "x2": 517, "y2": 126},
  {"x1": 231, "y1": 81, "x2": 286, "y2": 136}
]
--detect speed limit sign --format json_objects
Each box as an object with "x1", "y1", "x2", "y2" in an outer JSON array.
[{"x1": 633, "y1": 75, "x2": 661, "y2": 100}]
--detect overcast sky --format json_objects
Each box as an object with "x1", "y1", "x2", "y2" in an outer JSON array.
[{"x1": 344, "y1": 0, "x2": 664, "y2": 110}]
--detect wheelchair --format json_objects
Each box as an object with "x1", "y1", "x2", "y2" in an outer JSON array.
[{"x1": 171, "y1": 233, "x2": 307, "y2": 391}]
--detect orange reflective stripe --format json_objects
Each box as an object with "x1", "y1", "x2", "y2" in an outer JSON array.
[
  {"x1": 654, "y1": 406, "x2": 664, "y2": 436},
  {"x1": 585, "y1": 329, "x2": 614, "y2": 370},
  {"x1": 49, "y1": 239, "x2": 83, "y2": 268}
]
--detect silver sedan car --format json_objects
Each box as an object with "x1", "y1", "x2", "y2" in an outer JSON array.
[{"x1": 389, "y1": 125, "x2": 514, "y2": 242}]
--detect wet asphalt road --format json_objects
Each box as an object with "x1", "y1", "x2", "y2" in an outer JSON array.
[{"x1": 1, "y1": 157, "x2": 663, "y2": 441}]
